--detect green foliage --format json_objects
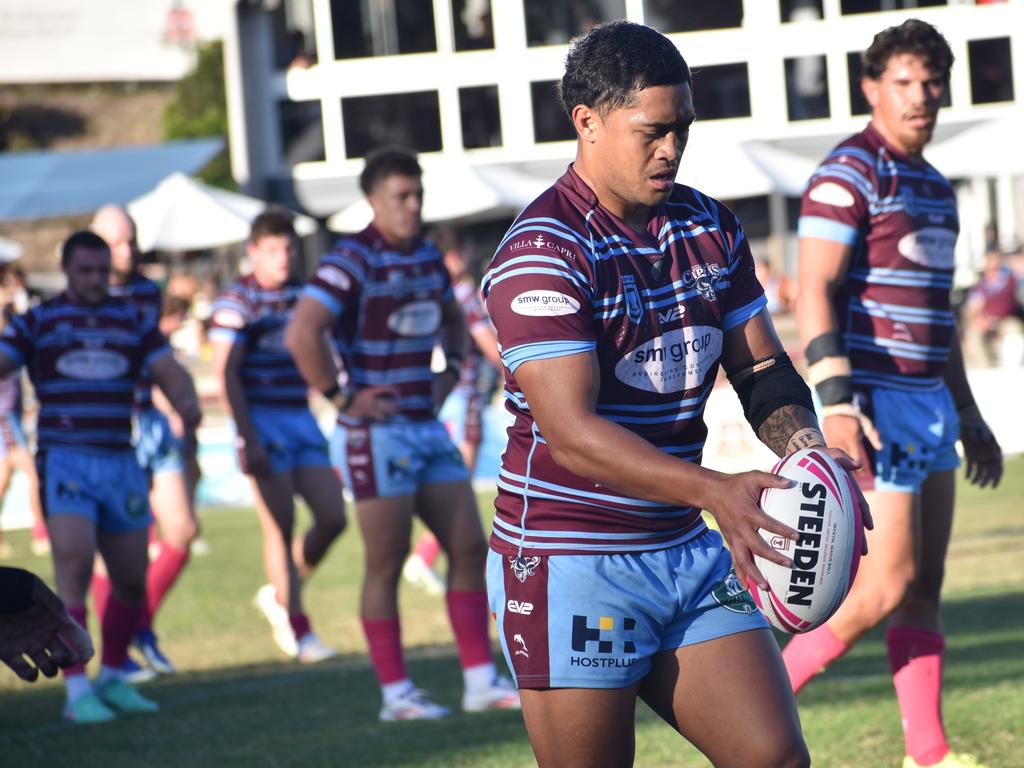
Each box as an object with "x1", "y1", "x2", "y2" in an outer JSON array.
[{"x1": 163, "y1": 40, "x2": 233, "y2": 189}]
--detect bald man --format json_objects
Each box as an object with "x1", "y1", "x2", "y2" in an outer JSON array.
[{"x1": 90, "y1": 205, "x2": 199, "y2": 680}]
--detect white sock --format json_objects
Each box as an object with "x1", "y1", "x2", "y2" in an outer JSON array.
[
  {"x1": 64, "y1": 673, "x2": 91, "y2": 703},
  {"x1": 462, "y1": 661, "x2": 496, "y2": 693},
  {"x1": 96, "y1": 665, "x2": 122, "y2": 686},
  {"x1": 381, "y1": 678, "x2": 415, "y2": 705}
]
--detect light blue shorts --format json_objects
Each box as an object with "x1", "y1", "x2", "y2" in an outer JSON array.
[
  {"x1": 487, "y1": 529, "x2": 767, "y2": 689},
  {"x1": 859, "y1": 385, "x2": 960, "y2": 493},
  {"x1": 329, "y1": 419, "x2": 469, "y2": 500},
  {"x1": 438, "y1": 388, "x2": 484, "y2": 446},
  {"x1": 38, "y1": 446, "x2": 152, "y2": 534},
  {"x1": 250, "y1": 407, "x2": 330, "y2": 474},
  {"x1": 133, "y1": 408, "x2": 184, "y2": 476}
]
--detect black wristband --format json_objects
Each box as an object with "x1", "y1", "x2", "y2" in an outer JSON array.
[
  {"x1": 955, "y1": 397, "x2": 976, "y2": 413},
  {"x1": 0, "y1": 566, "x2": 36, "y2": 614},
  {"x1": 322, "y1": 383, "x2": 341, "y2": 401},
  {"x1": 806, "y1": 332, "x2": 846, "y2": 365},
  {"x1": 815, "y1": 375, "x2": 854, "y2": 407}
]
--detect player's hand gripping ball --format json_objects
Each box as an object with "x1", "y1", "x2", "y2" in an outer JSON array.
[{"x1": 750, "y1": 448, "x2": 863, "y2": 633}]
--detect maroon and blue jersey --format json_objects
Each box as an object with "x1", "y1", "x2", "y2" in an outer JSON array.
[
  {"x1": 0, "y1": 372, "x2": 20, "y2": 418},
  {"x1": 109, "y1": 273, "x2": 162, "y2": 411},
  {"x1": 208, "y1": 274, "x2": 310, "y2": 410},
  {"x1": 0, "y1": 293, "x2": 170, "y2": 451},
  {"x1": 483, "y1": 165, "x2": 766, "y2": 557},
  {"x1": 453, "y1": 278, "x2": 491, "y2": 395},
  {"x1": 798, "y1": 124, "x2": 959, "y2": 391},
  {"x1": 305, "y1": 225, "x2": 454, "y2": 423}
]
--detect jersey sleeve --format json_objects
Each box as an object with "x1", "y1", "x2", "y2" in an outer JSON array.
[
  {"x1": 482, "y1": 227, "x2": 595, "y2": 374},
  {"x1": 304, "y1": 242, "x2": 367, "y2": 319},
  {"x1": 208, "y1": 284, "x2": 252, "y2": 346},
  {"x1": 458, "y1": 283, "x2": 491, "y2": 334},
  {"x1": 716, "y1": 203, "x2": 767, "y2": 331},
  {"x1": 139, "y1": 311, "x2": 172, "y2": 366},
  {"x1": 0, "y1": 310, "x2": 35, "y2": 369},
  {"x1": 798, "y1": 145, "x2": 873, "y2": 246}
]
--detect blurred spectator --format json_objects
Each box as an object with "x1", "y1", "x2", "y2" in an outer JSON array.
[
  {"x1": 755, "y1": 258, "x2": 795, "y2": 315},
  {"x1": 965, "y1": 248, "x2": 1024, "y2": 367}
]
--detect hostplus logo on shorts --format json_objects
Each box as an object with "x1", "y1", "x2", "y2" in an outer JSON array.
[{"x1": 569, "y1": 615, "x2": 638, "y2": 669}]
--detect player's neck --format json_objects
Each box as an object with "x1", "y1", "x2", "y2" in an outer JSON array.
[
  {"x1": 571, "y1": 161, "x2": 651, "y2": 233},
  {"x1": 251, "y1": 270, "x2": 287, "y2": 291},
  {"x1": 869, "y1": 118, "x2": 927, "y2": 163},
  {"x1": 109, "y1": 268, "x2": 132, "y2": 287}
]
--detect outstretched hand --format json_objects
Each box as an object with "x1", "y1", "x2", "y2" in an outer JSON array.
[
  {"x1": 820, "y1": 446, "x2": 873, "y2": 556},
  {"x1": 958, "y1": 405, "x2": 1002, "y2": 489}
]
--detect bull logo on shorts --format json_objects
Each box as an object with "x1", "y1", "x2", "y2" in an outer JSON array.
[
  {"x1": 509, "y1": 554, "x2": 540, "y2": 583},
  {"x1": 711, "y1": 567, "x2": 757, "y2": 615}
]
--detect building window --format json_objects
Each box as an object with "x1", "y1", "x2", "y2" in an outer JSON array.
[
  {"x1": 459, "y1": 86, "x2": 502, "y2": 149},
  {"x1": 969, "y1": 37, "x2": 1015, "y2": 104},
  {"x1": 524, "y1": 0, "x2": 626, "y2": 47},
  {"x1": 531, "y1": 81, "x2": 575, "y2": 143},
  {"x1": 331, "y1": 0, "x2": 437, "y2": 59},
  {"x1": 785, "y1": 55, "x2": 830, "y2": 121},
  {"x1": 780, "y1": 0, "x2": 823, "y2": 24},
  {"x1": 452, "y1": 0, "x2": 494, "y2": 51},
  {"x1": 279, "y1": 101, "x2": 325, "y2": 165},
  {"x1": 692, "y1": 63, "x2": 751, "y2": 120},
  {"x1": 840, "y1": 0, "x2": 945, "y2": 13},
  {"x1": 271, "y1": 0, "x2": 316, "y2": 70},
  {"x1": 645, "y1": 0, "x2": 742, "y2": 32},
  {"x1": 341, "y1": 91, "x2": 442, "y2": 158}
]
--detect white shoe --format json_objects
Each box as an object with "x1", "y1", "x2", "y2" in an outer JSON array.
[
  {"x1": 402, "y1": 554, "x2": 445, "y2": 597},
  {"x1": 189, "y1": 538, "x2": 212, "y2": 557},
  {"x1": 379, "y1": 688, "x2": 451, "y2": 722},
  {"x1": 296, "y1": 632, "x2": 337, "y2": 664},
  {"x1": 253, "y1": 584, "x2": 297, "y2": 658},
  {"x1": 462, "y1": 676, "x2": 521, "y2": 712}
]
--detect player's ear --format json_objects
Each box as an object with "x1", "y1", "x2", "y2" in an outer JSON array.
[
  {"x1": 861, "y1": 77, "x2": 880, "y2": 110},
  {"x1": 572, "y1": 104, "x2": 600, "y2": 143}
]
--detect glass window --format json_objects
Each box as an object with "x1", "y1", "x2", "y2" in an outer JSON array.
[
  {"x1": 331, "y1": 0, "x2": 437, "y2": 59},
  {"x1": 279, "y1": 100, "x2": 325, "y2": 165},
  {"x1": 459, "y1": 86, "x2": 502, "y2": 149},
  {"x1": 780, "y1": 0, "x2": 823, "y2": 24},
  {"x1": 692, "y1": 63, "x2": 751, "y2": 120},
  {"x1": 452, "y1": 0, "x2": 494, "y2": 51},
  {"x1": 785, "y1": 55, "x2": 830, "y2": 121},
  {"x1": 645, "y1": 0, "x2": 742, "y2": 32},
  {"x1": 524, "y1": 0, "x2": 626, "y2": 48},
  {"x1": 840, "y1": 0, "x2": 945, "y2": 14},
  {"x1": 271, "y1": 0, "x2": 316, "y2": 70},
  {"x1": 969, "y1": 37, "x2": 1015, "y2": 104},
  {"x1": 341, "y1": 91, "x2": 442, "y2": 158},
  {"x1": 531, "y1": 80, "x2": 575, "y2": 143}
]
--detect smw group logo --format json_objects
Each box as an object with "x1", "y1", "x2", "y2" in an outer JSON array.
[{"x1": 569, "y1": 615, "x2": 638, "y2": 668}]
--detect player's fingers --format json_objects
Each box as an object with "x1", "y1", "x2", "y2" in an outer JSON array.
[
  {"x1": 730, "y1": 544, "x2": 762, "y2": 591},
  {"x1": 748, "y1": 532, "x2": 794, "y2": 571},
  {"x1": 860, "y1": 416, "x2": 883, "y2": 451},
  {"x1": 3, "y1": 654, "x2": 39, "y2": 682},
  {"x1": 759, "y1": 471, "x2": 797, "y2": 491},
  {"x1": 825, "y1": 446, "x2": 862, "y2": 472},
  {"x1": 57, "y1": 623, "x2": 94, "y2": 665},
  {"x1": 25, "y1": 647, "x2": 59, "y2": 679},
  {"x1": 755, "y1": 507, "x2": 800, "y2": 543}
]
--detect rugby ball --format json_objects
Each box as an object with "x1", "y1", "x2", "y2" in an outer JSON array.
[{"x1": 749, "y1": 448, "x2": 863, "y2": 634}]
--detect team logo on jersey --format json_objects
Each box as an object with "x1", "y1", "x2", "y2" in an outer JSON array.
[
  {"x1": 56, "y1": 349, "x2": 130, "y2": 380},
  {"x1": 315, "y1": 265, "x2": 351, "y2": 291},
  {"x1": 682, "y1": 263, "x2": 721, "y2": 302},
  {"x1": 386, "y1": 300, "x2": 441, "y2": 336},
  {"x1": 711, "y1": 567, "x2": 757, "y2": 615},
  {"x1": 509, "y1": 554, "x2": 541, "y2": 583},
  {"x1": 614, "y1": 325, "x2": 723, "y2": 393},
  {"x1": 622, "y1": 275, "x2": 643, "y2": 324},
  {"x1": 897, "y1": 227, "x2": 957, "y2": 270},
  {"x1": 511, "y1": 290, "x2": 580, "y2": 317}
]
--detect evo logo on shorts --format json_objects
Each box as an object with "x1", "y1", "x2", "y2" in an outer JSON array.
[
  {"x1": 711, "y1": 568, "x2": 757, "y2": 615},
  {"x1": 568, "y1": 615, "x2": 638, "y2": 669}
]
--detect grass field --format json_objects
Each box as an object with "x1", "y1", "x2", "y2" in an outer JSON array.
[{"x1": 1, "y1": 459, "x2": 1022, "y2": 768}]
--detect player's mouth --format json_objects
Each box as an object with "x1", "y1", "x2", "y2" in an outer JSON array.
[
  {"x1": 906, "y1": 113, "x2": 935, "y2": 130},
  {"x1": 649, "y1": 168, "x2": 677, "y2": 192}
]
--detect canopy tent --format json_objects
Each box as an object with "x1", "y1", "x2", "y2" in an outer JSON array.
[
  {"x1": 327, "y1": 162, "x2": 548, "y2": 232},
  {"x1": 127, "y1": 172, "x2": 317, "y2": 252},
  {"x1": 0, "y1": 139, "x2": 224, "y2": 223},
  {"x1": 0, "y1": 236, "x2": 23, "y2": 263},
  {"x1": 926, "y1": 112, "x2": 1024, "y2": 178}
]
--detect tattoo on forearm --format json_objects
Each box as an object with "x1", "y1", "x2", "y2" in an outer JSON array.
[{"x1": 757, "y1": 406, "x2": 826, "y2": 457}]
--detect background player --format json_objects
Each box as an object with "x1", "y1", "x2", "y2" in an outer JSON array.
[
  {"x1": 403, "y1": 225, "x2": 503, "y2": 596},
  {"x1": 0, "y1": 230, "x2": 201, "y2": 723},
  {"x1": 210, "y1": 210, "x2": 345, "y2": 663},
  {"x1": 90, "y1": 205, "x2": 199, "y2": 679},
  {"x1": 785, "y1": 20, "x2": 1002, "y2": 768},
  {"x1": 285, "y1": 147, "x2": 519, "y2": 721},
  {"x1": 483, "y1": 22, "x2": 866, "y2": 767}
]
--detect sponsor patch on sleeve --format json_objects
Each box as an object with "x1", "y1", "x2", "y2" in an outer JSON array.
[
  {"x1": 808, "y1": 182, "x2": 856, "y2": 208},
  {"x1": 315, "y1": 265, "x2": 352, "y2": 291},
  {"x1": 511, "y1": 290, "x2": 580, "y2": 317},
  {"x1": 212, "y1": 309, "x2": 246, "y2": 329}
]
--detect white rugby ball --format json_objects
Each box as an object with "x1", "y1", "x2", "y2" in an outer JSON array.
[{"x1": 749, "y1": 448, "x2": 863, "y2": 634}]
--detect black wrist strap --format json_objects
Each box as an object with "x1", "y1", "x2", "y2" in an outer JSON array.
[{"x1": 322, "y1": 383, "x2": 341, "y2": 401}]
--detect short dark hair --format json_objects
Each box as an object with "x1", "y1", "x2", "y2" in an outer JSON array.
[
  {"x1": 249, "y1": 207, "x2": 297, "y2": 244},
  {"x1": 61, "y1": 230, "x2": 110, "y2": 268},
  {"x1": 429, "y1": 225, "x2": 465, "y2": 256},
  {"x1": 559, "y1": 21, "x2": 691, "y2": 120},
  {"x1": 359, "y1": 147, "x2": 422, "y2": 196},
  {"x1": 862, "y1": 19, "x2": 954, "y2": 81}
]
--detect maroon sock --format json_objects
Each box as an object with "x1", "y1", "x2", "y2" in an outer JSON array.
[
  {"x1": 90, "y1": 573, "x2": 111, "y2": 623},
  {"x1": 289, "y1": 612, "x2": 312, "y2": 640},
  {"x1": 62, "y1": 605, "x2": 89, "y2": 677},
  {"x1": 446, "y1": 590, "x2": 493, "y2": 670},
  {"x1": 361, "y1": 617, "x2": 407, "y2": 685},
  {"x1": 101, "y1": 595, "x2": 143, "y2": 668},
  {"x1": 142, "y1": 542, "x2": 190, "y2": 630},
  {"x1": 888, "y1": 626, "x2": 949, "y2": 766}
]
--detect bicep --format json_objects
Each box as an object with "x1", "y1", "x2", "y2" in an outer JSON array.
[
  {"x1": 721, "y1": 309, "x2": 785, "y2": 373},
  {"x1": 513, "y1": 351, "x2": 599, "y2": 448},
  {"x1": 287, "y1": 295, "x2": 336, "y2": 341},
  {"x1": 797, "y1": 238, "x2": 854, "y2": 296},
  {"x1": 210, "y1": 339, "x2": 244, "y2": 380},
  {"x1": 147, "y1": 351, "x2": 188, "y2": 389}
]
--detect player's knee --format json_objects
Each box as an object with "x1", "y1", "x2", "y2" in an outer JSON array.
[
  {"x1": 445, "y1": 532, "x2": 487, "y2": 569},
  {"x1": 112, "y1": 578, "x2": 146, "y2": 604},
  {"x1": 755, "y1": 735, "x2": 810, "y2": 768},
  {"x1": 316, "y1": 506, "x2": 346, "y2": 539},
  {"x1": 166, "y1": 515, "x2": 199, "y2": 548}
]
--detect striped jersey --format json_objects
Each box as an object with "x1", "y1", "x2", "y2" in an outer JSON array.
[
  {"x1": 305, "y1": 225, "x2": 454, "y2": 423},
  {"x1": 109, "y1": 273, "x2": 162, "y2": 411},
  {"x1": 0, "y1": 293, "x2": 170, "y2": 450},
  {"x1": 0, "y1": 372, "x2": 20, "y2": 417},
  {"x1": 798, "y1": 124, "x2": 959, "y2": 391},
  {"x1": 483, "y1": 165, "x2": 766, "y2": 557},
  {"x1": 453, "y1": 278, "x2": 491, "y2": 395},
  {"x1": 208, "y1": 275, "x2": 310, "y2": 410}
]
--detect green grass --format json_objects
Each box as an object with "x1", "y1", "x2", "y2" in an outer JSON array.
[{"x1": 1, "y1": 460, "x2": 1022, "y2": 768}]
